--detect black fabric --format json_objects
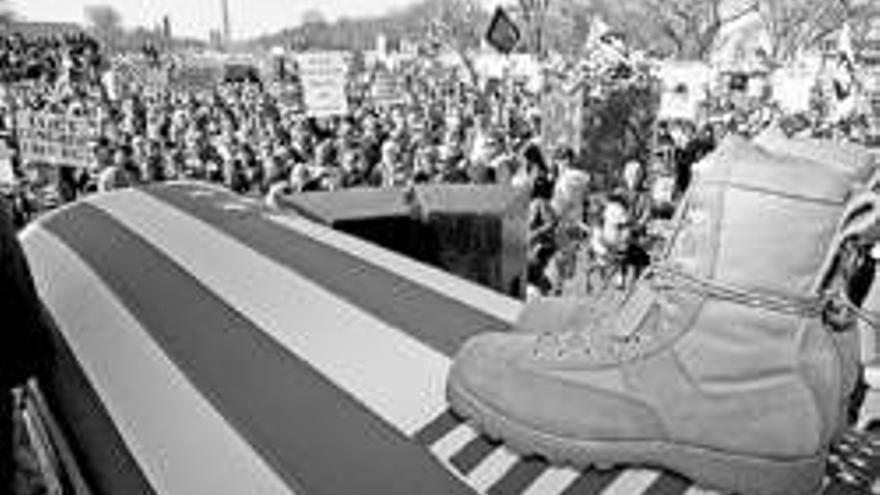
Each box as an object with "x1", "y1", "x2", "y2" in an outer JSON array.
[
  {"x1": 0, "y1": 392, "x2": 10, "y2": 494},
  {"x1": 0, "y1": 197, "x2": 51, "y2": 390}
]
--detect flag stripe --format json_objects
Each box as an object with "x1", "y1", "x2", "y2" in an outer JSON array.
[
  {"x1": 487, "y1": 457, "x2": 547, "y2": 495},
  {"x1": 600, "y1": 470, "x2": 660, "y2": 495},
  {"x1": 40, "y1": 203, "x2": 476, "y2": 495},
  {"x1": 451, "y1": 436, "x2": 503, "y2": 476},
  {"x1": 23, "y1": 225, "x2": 295, "y2": 495},
  {"x1": 144, "y1": 183, "x2": 515, "y2": 357},
  {"x1": 558, "y1": 469, "x2": 623, "y2": 495},
  {"x1": 26, "y1": 298, "x2": 155, "y2": 495},
  {"x1": 88, "y1": 189, "x2": 450, "y2": 436},
  {"x1": 681, "y1": 487, "x2": 721, "y2": 495},
  {"x1": 467, "y1": 446, "x2": 520, "y2": 492},
  {"x1": 639, "y1": 473, "x2": 693, "y2": 495},
  {"x1": 431, "y1": 424, "x2": 480, "y2": 460},
  {"x1": 520, "y1": 467, "x2": 581, "y2": 495},
  {"x1": 414, "y1": 410, "x2": 465, "y2": 447}
]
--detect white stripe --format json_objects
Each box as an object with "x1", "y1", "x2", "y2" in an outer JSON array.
[
  {"x1": 266, "y1": 212, "x2": 523, "y2": 324},
  {"x1": 21, "y1": 227, "x2": 295, "y2": 495},
  {"x1": 466, "y1": 446, "x2": 519, "y2": 492},
  {"x1": 682, "y1": 487, "x2": 722, "y2": 495},
  {"x1": 521, "y1": 467, "x2": 581, "y2": 495},
  {"x1": 599, "y1": 470, "x2": 660, "y2": 495},
  {"x1": 90, "y1": 190, "x2": 451, "y2": 436},
  {"x1": 429, "y1": 424, "x2": 479, "y2": 460}
]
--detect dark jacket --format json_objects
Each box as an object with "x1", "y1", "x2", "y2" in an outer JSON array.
[{"x1": 0, "y1": 197, "x2": 51, "y2": 389}]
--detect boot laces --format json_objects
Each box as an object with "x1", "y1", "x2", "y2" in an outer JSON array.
[{"x1": 647, "y1": 263, "x2": 877, "y2": 333}]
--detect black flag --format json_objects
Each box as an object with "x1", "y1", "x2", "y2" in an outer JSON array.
[{"x1": 486, "y1": 7, "x2": 520, "y2": 54}]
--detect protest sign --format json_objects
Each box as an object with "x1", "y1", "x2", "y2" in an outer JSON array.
[
  {"x1": 541, "y1": 82, "x2": 583, "y2": 157},
  {"x1": 659, "y1": 85, "x2": 702, "y2": 121},
  {"x1": 370, "y1": 70, "x2": 404, "y2": 108},
  {"x1": 657, "y1": 62, "x2": 711, "y2": 122},
  {"x1": 296, "y1": 51, "x2": 349, "y2": 117},
  {"x1": 268, "y1": 82, "x2": 304, "y2": 112},
  {"x1": 0, "y1": 141, "x2": 15, "y2": 186},
  {"x1": 15, "y1": 111, "x2": 100, "y2": 168},
  {"x1": 110, "y1": 57, "x2": 170, "y2": 99},
  {"x1": 771, "y1": 67, "x2": 816, "y2": 113},
  {"x1": 172, "y1": 63, "x2": 221, "y2": 93}
]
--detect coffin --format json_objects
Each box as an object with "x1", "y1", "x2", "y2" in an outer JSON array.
[{"x1": 17, "y1": 181, "x2": 880, "y2": 495}]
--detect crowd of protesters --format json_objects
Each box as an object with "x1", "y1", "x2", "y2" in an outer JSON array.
[{"x1": 3, "y1": 31, "x2": 877, "y2": 299}]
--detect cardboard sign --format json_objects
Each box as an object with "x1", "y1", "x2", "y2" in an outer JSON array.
[
  {"x1": 658, "y1": 85, "x2": 702, "y2": 121},
  {"x1": 771, "y1": 68, "x2": 815, "y2": 113},
  {"x1": 541, "y1": 83, "x2": 583, "y2": 157},
  {"x1": 268, "y1": 82, "x2": 304, "y2": 112},
  {"x1": 111, "y1": 58, "x2": 170, "y2": 99},
  {"x1": 0, "y1": 142, "x2": 15, "y2": 186},
  {"x1": 371, "y1": 70, "x2": 404, "y2": 108},
  {"x1": 296, "y1": 52, "x2": 349, "y2": 117},
  {"x1": 657, "y1": 62, "x2": 711, "y2": 122},
  {"x1": 172, "y1": 63, "x2": 221, "y2": 94},
  {"x1": 16, "y1": 111, "x2": 100, "y2": 168}
]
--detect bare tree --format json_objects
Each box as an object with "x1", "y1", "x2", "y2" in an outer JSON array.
[
  {"x1": 428, "y1": 0, "x2": 487, "y2": 87},
  {"x1": 757, "y1": 0, "x2": 879, "y2": 62},
  {"x1": 642, "y1": 0, "x2": 756, "y2": 60},
  {"x1": 0, "y1": 0, "x2": 13, "y2": 24},
  {"x1": 516, "y1": 0, "x2": 551, "y2": 57},
  {"x1": 301, "y1": 9, "x2": 328, "y2": 27},
  {"x1": 588, "y1": 0, "x2": 755, "y2": 60},
  {"x1": 511, "y1": 0, "x2": 599, "y2": 58},
  {"x1": 84, "y1": 4, "x2": 123, "y2": 49}
]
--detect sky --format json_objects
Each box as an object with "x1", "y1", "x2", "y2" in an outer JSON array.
[{"x1": 11, "y1": 0, "x2": 492, "y2": 41}]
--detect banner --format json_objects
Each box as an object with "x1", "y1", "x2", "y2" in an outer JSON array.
[
  {"x1": 771, "y1": 67, "x2": 816, "y2": 113},
  {"x1": 16, "y1": 111, "x2": 100, "y2": 168},
  {"x1": 0, "y1": 141, "x2": 15, "y2": 186},
  {"x1": 110, "y1": 57, "x2": 170, "y2": 99},
  {"x1": 172, "y1": 64, "x2": 221, "y2": 94},
  {"x1": 657, "y1": 62, "x2": 711, "y2": 121},
  {"x1": 268, "y1": 82, "x2": 304, "y2": 111},
  {"x1": 296, "y1": 51, "x2": 350, "y2": 117},
  {"x1": 370, "y1": 70, "x2": 404, "y2": 108},
  {"x1": 541, "y1": 82, "x2": 582, "y2": 156}
]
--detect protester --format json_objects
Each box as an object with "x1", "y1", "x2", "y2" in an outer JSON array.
[{"x1": 5, "y1": 27, "x2": 876, "y2": 300}]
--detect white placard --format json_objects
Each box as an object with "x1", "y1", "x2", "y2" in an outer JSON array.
[
  {"x1": 296, "y1": 52, "x2": 350, "y2": 117},
  {"x1": 15, "y1": 111, "x2": 100, "y2": 168},
  {"x1": 771, "y1": 69, "x2": 814, "y2": 113},
  {"x1": 0, "y1": 156, "x2": 14, "y2": 185},
  {"x1": 657, "y1": 61, "x2": 711, "y2": 121}
]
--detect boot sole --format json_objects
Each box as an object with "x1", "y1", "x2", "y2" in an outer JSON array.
[{"x1": 447, "y1": 381, "x2": 826, "y2": 495}]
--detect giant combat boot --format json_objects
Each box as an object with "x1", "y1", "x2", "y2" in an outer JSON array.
[{"x1": 447, "y1": 138, "x2": 875, "y2": 495}]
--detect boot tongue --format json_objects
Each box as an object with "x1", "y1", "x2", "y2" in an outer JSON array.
[{"x1": 668, "y1": 138, "x2": 855, "y2": 298}]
